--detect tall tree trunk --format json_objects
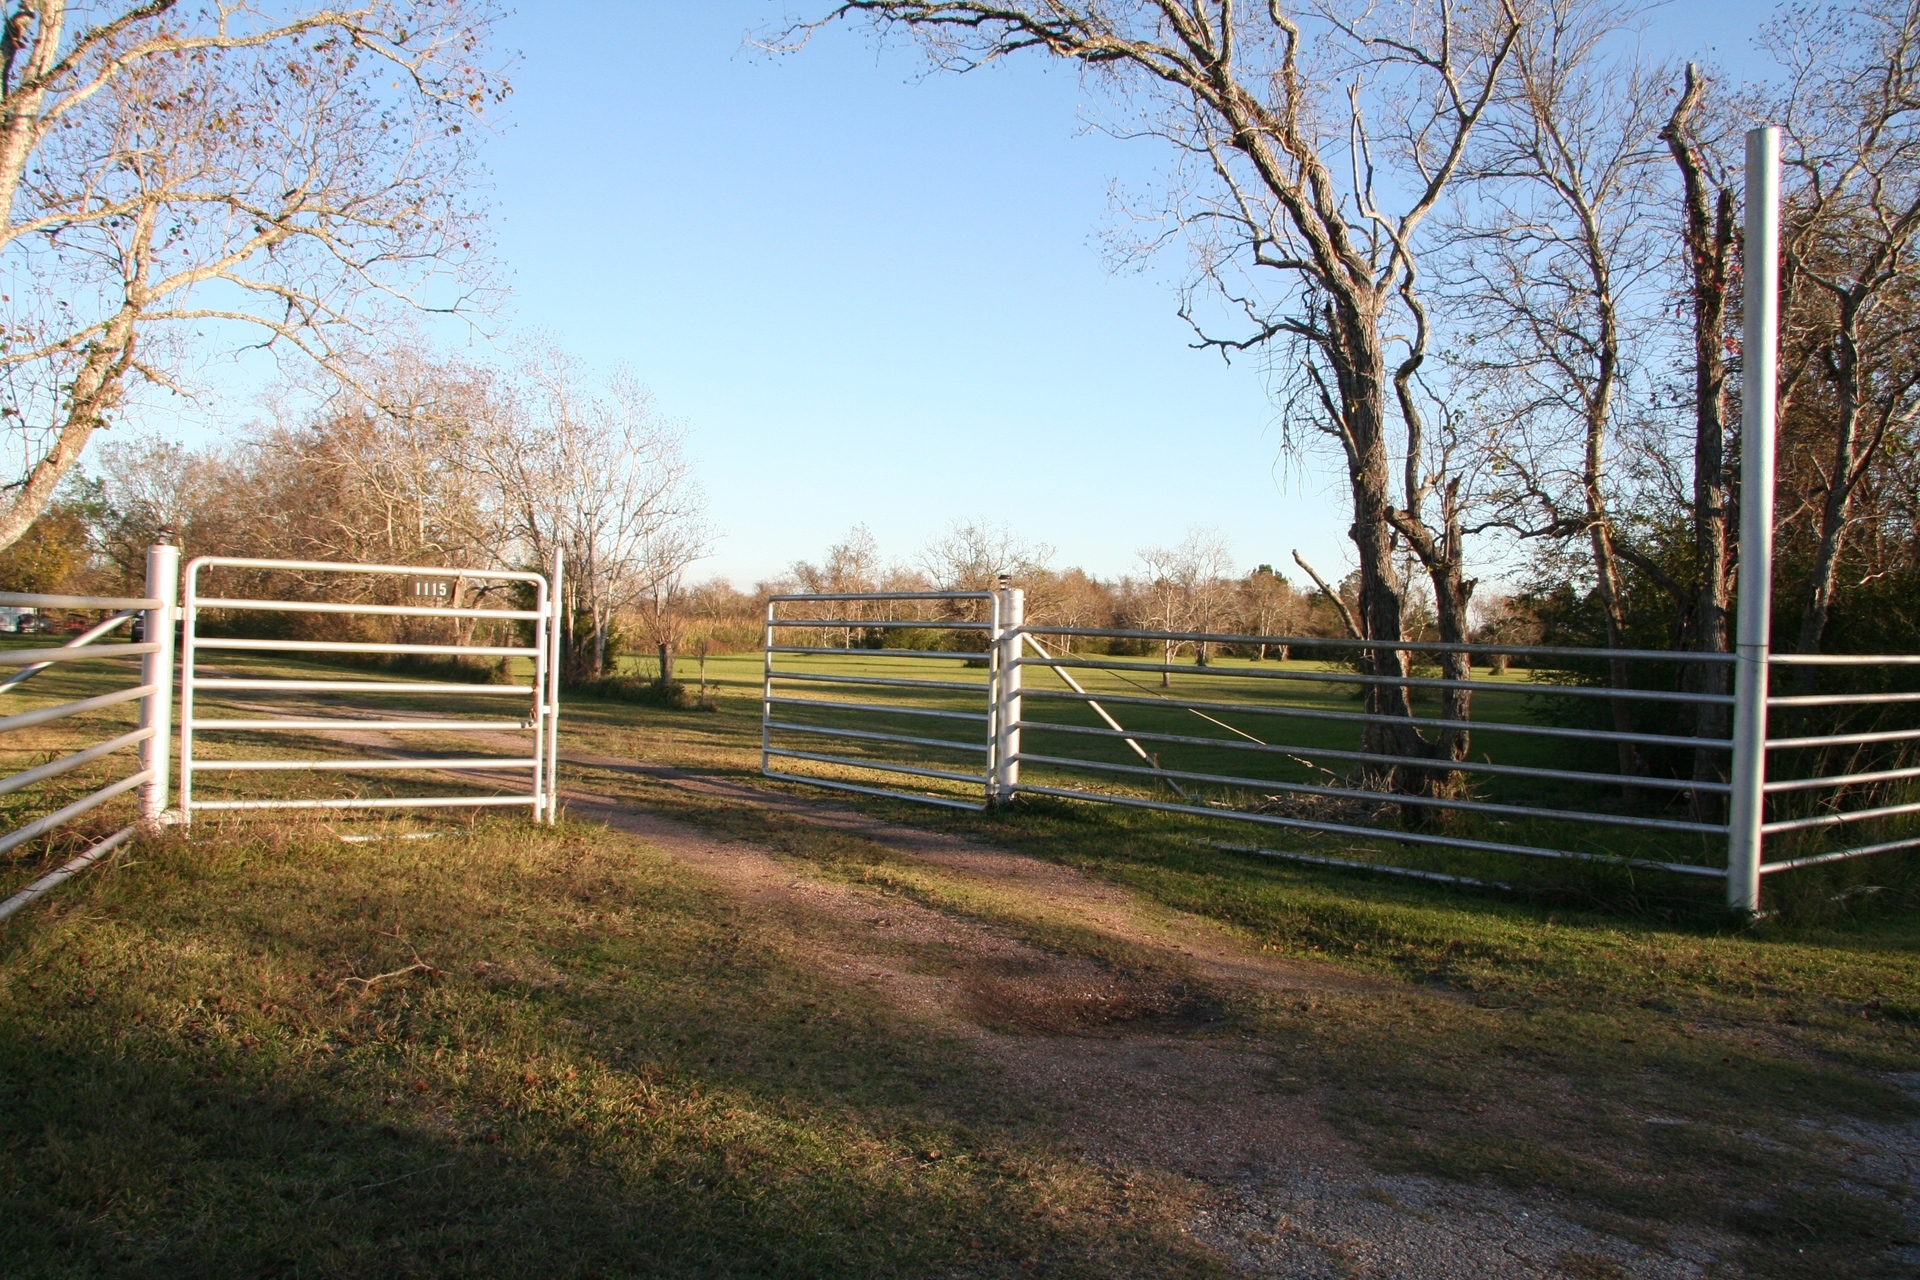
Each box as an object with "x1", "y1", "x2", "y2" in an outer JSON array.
[
  {"x1": 1577, "y1": 268, "x2": 1641, "y2": 785},
  {"x1": 1387, "y1": 338, "x2": 1474, "y2": 787},
  {"x1": 1342, "y1": 329, "x2": 1423, "y2": 787},
  {"x1": 1663, "y1": 70, "x2": 1736, "y2": 813},
  {"x1": 1588, "y1": 522, "x2": 1641, "y2": 783},
  {"x1": 1796, "y1": 308, "x2": 1864, "y2": 663},
  {"x1": 1427, "y1": 486, "x2": 1475, "y2": 769}
]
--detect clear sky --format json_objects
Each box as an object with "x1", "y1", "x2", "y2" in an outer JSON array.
[{"x1": 190, "y1": 1, "x2": 1785, "y2": 587}]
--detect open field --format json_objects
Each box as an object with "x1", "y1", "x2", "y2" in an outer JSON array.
[{"x1": 2, "y1": 647, "x2": 1918, "y2": 1277}]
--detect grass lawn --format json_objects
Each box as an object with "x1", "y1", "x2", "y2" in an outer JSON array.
[{"x1": 1, "y1": 643, "x2": 1917, "y2": 1276}]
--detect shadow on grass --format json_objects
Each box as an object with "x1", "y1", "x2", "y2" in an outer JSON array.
[
  {"x1": 575, "y1": 771, "x2": 1920, "y2": 1277},
  {"x1": 0, "y1": 819, "x2": 1223, "y2": 1280}
]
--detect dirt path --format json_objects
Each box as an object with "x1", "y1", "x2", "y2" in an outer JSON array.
[
  {"x1": 555, "y1": 758, "x2": 1730, "y2": 1280},
  {"x1": 174, "y1": 699, "x2": 1877, "y2": 1274},
  {"x1": 184, "y1": 705, "x2": 1734, "y2": 1276}
]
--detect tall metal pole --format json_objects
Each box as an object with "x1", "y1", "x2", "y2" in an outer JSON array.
[
  {"x1": 139, "y1": 541, "x2": 179, "y2": 826},
  {"x1": 530, "y1": 571, "x2": 549, "y2": 823},
  {"x1": 1728, "y1": 126, "x2": 1781, "y2": 913}
]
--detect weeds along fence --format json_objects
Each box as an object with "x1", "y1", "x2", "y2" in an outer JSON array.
[
  {"x1": 0, "y1": 545, "x2": 178, "y2": 922},
  {"x1": 762, "y1": 589, "x2": 1920, "y2": 910}
]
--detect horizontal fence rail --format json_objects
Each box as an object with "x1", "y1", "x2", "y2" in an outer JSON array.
[
  {"x1": 0, "y1": 549, "x2": 177, "y2": 923},
  {"x1": 180, "y1": 555, "x2": 562, "y2": 826},
  {"x1": 762, "y1": 591, "x2": 1002, "y2": 810},
  {"x1": 761, "y1": 588, "x2": 1920, "y2": 905},
  {"x1": 1004, "y1": 619, "x2": 1737, "y2": 884},
  {"x1": 1754, "y1": 651, "x2": 1920, "y2": 877}
]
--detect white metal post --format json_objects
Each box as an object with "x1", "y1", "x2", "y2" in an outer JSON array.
[
  {"x1": 529, "y1": 573, "x2": 548, "y2": 823},
  {"x1": 762, "y1": 599, "x2": 775, "y2": 777},
  {"x1": 1729, "y1": 126, "x2": 1781, "y2": 914},
  {"x1": 993, "y1": 584, "x2": 1024, "y2": 804},
  {"x1": 546, "y1": 547, "x2": 563, "y2": 823},
  {"x1": 139, "y1": 542, "x2": 179, "y2": 826},
  {"x1": 177, "y1": 559, "x2": 199, "y2": 824}
]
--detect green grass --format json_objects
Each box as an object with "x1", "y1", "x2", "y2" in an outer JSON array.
[
  {"x1": 1, "y1": 818, "x2": 1221, "y2": 1278},
  {"x1": 565, "y1": 663, "x2": 1920, "y2": 1276},
  {"x1": 3, "y1": 643, "x2": 1918, "y2": 1276}
]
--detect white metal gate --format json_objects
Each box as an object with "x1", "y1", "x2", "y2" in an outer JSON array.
[
  {"x1": 179, "y1": 556, "x2": 562, "y2": 823},
  {"x1": 762, "y1": 590, "x2": 1005, "y2": 809}
]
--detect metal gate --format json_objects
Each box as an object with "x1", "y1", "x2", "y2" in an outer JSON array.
[
  {"x1": 179, "y1": 556, "x2": 562, "y2": 823},
  {"x1": 761, "y1": 590, "x2": 1005, "y2": 809},
  {"x1": 764, "y1": 583, "x2": 1920, "y2": 910}
]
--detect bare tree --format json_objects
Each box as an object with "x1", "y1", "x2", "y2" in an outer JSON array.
[
  {"x1": 89, "y1": 430, "x2": 232, "y2": 573},
  {"x1": 1235, "y1": 565, "x2": 1308, "y2": 658},
  {"x1": 1445, "y1": 0, "x2": 1675, "y2": 778},
  {"x1": 917, "y1": 518, "x2": 1051, "y2": 591},
  {"x1": 1136, "y1": 525, "x2": 1233, "y2": 683},
  {"x1": 1024, "y1": 565, "x2": 1115, "y2": 653},
  {"x1": 1771, "y1": 0, "x2": 1920, "y2": 658},
  {"x1": 1660, "y1": 62, "x2": 1740, "y2": 792},
  {"x1": 633, "y1": 523, "x2": 708, "y2": 683},
  {"x1": 0, "y1": 0, "x2": 505, "y2": 550},
  {"x1": 786, "y1": 1, "x2": 1523, "y2": 794},
  {"x1": 473, "y1": 349, "x2": 710, "y2": 680},
  {"x1": 251, "y1": 344, "x2": 500, "y2": 569},
  {"x1": 792, "y1": 524, "x2": 883, "y2": 596},
  {"x1": 917, "y1": 517, "x2": 1050, "y2": 638}
]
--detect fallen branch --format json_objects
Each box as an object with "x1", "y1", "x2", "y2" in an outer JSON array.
[
  {"x1": 1286, "y1": 753, "x2": 1343, "y2": 783},
  {"x1": 319, "y1": 1160, "x2": 457, "y2": 1203},
  {"x1": 336, "y1": 959, "x2": 439, "y2": 992}
]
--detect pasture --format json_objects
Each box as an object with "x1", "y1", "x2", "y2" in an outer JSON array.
[{"x1": 1, "y1": 644, "x2": 1917, "y2": 1277}]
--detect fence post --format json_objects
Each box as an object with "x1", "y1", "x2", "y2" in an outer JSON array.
[
  {"x1": 992, "y1": 580, "x2": 1024, "y2": 805},
  {"x1": 762, "y1": 597, "x2": 776, "y2": 780},
  {"x1": 547, "y1": 547, "x2": 564, "y2": 824},
  {"x1": 1728, "y1": 126, "x2": 1781, "y2": 914},
  {"x1": 139, "y1": 541, "x2": 179, "y2": 827}
]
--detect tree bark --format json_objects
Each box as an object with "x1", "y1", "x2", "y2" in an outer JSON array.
[
  {"x1": 1661, "y1": 65, "x2": 1735, "y2": 810},
  {"x1": 0, "y1": 310, "x2": 137, "y2": 548},
  {"x1": 1797, "y1": 294, "x2": 1867, "y2": 661},
  {"x1": 803, "y1": 1, "x2": 1516, "y2": 799}
]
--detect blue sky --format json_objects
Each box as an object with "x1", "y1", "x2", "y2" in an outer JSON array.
[{"x1": 192, "y1": 1, "x2": 1783, "y2": 587}]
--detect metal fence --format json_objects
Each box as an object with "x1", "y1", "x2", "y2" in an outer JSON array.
[
  {"x1": 0, "y1": 547, "x2": 564, "y2": 925},
  {"x1": 1755, "y1": 653, "x2": 1920, "y2": 877},
  {"x1": 756, "y1": 127, "x2": 1920, "y2": 913},
  {"x1": 180, "y1": 556, "x2": 563, "y2": 823},
  {"x1": 1009, "y1": 623, "x2": 1735, "y2": 877},
  {"x1": 0, "y1": 544, "x2": 178, "y2": 922},
  {"x1": 761, "y1": 591, "x2": 1002, "y2": 809},
  {"x1": 760, "y1": 588, "x2": 1920, "y2": 911}
]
